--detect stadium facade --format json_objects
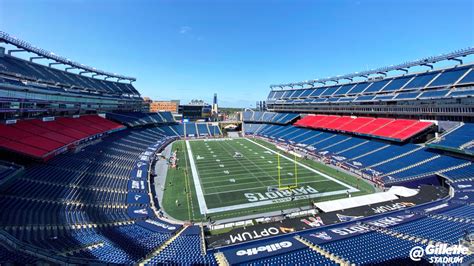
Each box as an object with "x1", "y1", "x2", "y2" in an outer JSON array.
[{"x1": 0, "y1": 31, "x2": 472, "y2": 265}]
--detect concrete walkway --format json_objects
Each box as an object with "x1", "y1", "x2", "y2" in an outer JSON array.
[
  {"x1": 153, "y1": 141, "x2": 185, "y2": 224},
  {"x1": 210, "y1": 205, "x2": 313, "y2": 225}
]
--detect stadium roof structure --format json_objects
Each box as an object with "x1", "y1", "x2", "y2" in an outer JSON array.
[
  {"x1": 0, "y1": 31, "x2": 136, "y2": 82},
  {"x1": 270, "y1": 47, "x2": 474, "y2": 89}
]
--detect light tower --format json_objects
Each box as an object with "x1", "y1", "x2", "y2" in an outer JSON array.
[{"x1": 212, "y1": 93, "x2": 218, "y2": 120}]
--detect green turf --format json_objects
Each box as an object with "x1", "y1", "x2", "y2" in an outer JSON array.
[
  {"x1": 161, "y1": 137, "x2": 376, "y2": 221},
  {"x1": 161, "y1": 141, "x2": 204, "y2": 221}
]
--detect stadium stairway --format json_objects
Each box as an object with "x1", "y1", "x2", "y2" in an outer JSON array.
[
  {"x1": 416, "y1": 209, "x2": 474, "y2": 225},
  {"x1": 295, "y1": 235, "x2": 350, "y2": 265},
  {"x1": 365, "y1": 224, "x2": 432, "y2": 246},
  {"x1": 460, "y1": 140, "x2": 474, "y2": 151},
  {"x1": 206, "y1": 124, "x2": 213, "y2": 136},
  {"x1": 214, "y1": 252, "x2": 230, "y2": 266},
  {"x1": 138, "y1": 225, "x2": 188, "y2": 265},
  {"x1": 199, "y1": 224, "x2": 207, "y2": 256}
]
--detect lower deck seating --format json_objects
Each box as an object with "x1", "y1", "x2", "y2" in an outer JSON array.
[
  {"x1": 389, "y1": 217, "x2": 473, "y2": 244},
  {"x1": 440, "y1": 204, "x2": 474, "y2": 219},
  {"x1": 321, "y1": 231, "x2": 427, "y2": 265},
  {"x1": 0, "y1": 245, "x2": 39, "y2": 264},
  {"x1": 245, "y1": 123, "x2": 470, "y2": 183},
  {"x1": 0, "y1": 161, "x2": 20, "y2": 181},
  {"x1": 209, "y1": 125, "x2": 221, "y2": 136},
  {"x1": 171, "y1": 123, "x2": 222, "y2": 137},
  {"x1": 0, "y1": 126, "x2": 178, "y2": 263},
  {"x1": 185, "y1": 123, "x2": 198, "y2": 136},
  {"x1": 245, "y1": 248, "x2": 335, "y2": 266},
  {"x1": 148, "y1": 226, "x2": 217, "y2": 265},
  {"x1": 197, "y1": 123, "x2": 210, "y2": 136},
  {"x1": 442, "y1": 164, "x2": 474, "y2": 180}
]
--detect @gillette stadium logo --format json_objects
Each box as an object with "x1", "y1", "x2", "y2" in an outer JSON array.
[
  {"x1": 236, "y1": 241, "x2": 292, "y2": 256},
  {"x1": 409, "y1": 244, "x2": 470, "y2": 263}
]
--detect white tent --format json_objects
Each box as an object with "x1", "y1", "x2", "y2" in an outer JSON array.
[{"x1": 314, "y1": 186, "x2": 418, "y2": 213}]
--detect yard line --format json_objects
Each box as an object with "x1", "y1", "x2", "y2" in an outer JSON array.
[
  {"x1": 185, "y1": 140, "x2": 208, "y2": 214},
  {"x1": 215, "y1": 139, "x2": 269, "y2": 188},
  {"x1": 197, "y1": 164, "x2": 323, "y2": 180},
  {"x1": 221, "y1": 139, "x2": 280, "y2": 184},
  {"x1": 245, "y1": 138, "x2": 359, "y2": 192}
]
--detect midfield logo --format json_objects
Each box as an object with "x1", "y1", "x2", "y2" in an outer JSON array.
[{"x1": 244, "y1": 186, "x2": 318, "y2": 202}]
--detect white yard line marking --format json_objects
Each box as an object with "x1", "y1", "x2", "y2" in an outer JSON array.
[
  {"x1": 245, "y1": 138, "x2": 359, "y2": 192},
  {"x1": 185, "y1": 140, "x2": 208, "y2": 214}
]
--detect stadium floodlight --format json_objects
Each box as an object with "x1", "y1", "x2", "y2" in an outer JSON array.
[
  {"x1": 29, "y1": 56, "x2": 46, "y2": 62},
  {"x1": 7, "y1": 49, "x2": 27, "y2": 55},
  {"x1": 48, "y1": 62, "x2": 63, "y2": 67},
  {"x1": 0, "y1": 30, "x2": 136, "y2": 82},
  {"x1": 270, "y1": 47, "x2": 474, "y2": 88}
]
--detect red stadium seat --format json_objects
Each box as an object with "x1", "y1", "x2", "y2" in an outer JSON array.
[
  {"x1": 295, "y1": 114, "x2": 433, "y2": 142},
  {"x1": 0, "y1": 115, "x2": 125, "y2": 160}
]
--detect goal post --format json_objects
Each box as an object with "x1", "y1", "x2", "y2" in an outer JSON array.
[{"x1": 276, "y1": 151, "x2": 298, "y2": 190}]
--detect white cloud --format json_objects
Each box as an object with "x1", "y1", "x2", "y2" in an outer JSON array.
[{"x1": 179, "y1": 26, "x2": 192, "y2": 34}]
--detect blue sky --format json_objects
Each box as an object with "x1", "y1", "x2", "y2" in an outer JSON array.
[{"x1": 1, "y1": 0, "x2": 473, "y2": 107}]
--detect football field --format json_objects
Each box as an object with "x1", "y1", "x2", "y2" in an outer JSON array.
[{"x1": 185, "y1": 137, "x2": 359, "y2": 215}]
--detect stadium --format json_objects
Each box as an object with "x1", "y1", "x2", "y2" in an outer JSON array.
[{"x1": 0, "y1": 3, "x2": 473, "y2": 265}]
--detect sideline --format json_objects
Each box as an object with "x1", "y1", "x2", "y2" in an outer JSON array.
[{"x1": 186, "y1": 140, "x2": 209, "y2": 214}]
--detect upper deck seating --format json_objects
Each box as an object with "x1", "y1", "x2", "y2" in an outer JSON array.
[{"x1": 242, "y1": 111, "x2": 299, "y2": 124}]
